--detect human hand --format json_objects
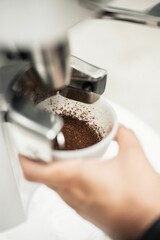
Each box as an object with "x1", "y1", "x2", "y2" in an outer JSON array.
[{"x1": 20, "y1": 125, "x2": 160, "y2": 240}]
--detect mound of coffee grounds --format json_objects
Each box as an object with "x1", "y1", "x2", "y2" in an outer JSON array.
[{"x1": 54, "y1": 115, "x2": 102, "y2": 151}]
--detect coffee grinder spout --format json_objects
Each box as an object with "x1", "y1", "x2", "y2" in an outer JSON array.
[{"x1": 60, "y1": 56, "x2": 107, "y2": 104}]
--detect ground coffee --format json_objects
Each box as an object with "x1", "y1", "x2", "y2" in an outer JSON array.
[{"x1": 54, "y1": 115, "x2": 102, "y2": 151}]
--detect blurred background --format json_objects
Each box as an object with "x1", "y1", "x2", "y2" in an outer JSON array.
[{"x1": 69, "y1": 17, "x2": 160, "y2": 135}]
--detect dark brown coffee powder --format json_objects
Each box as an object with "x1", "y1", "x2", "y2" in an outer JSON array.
[{"x1": 54, "y1": 115, "x2": 102, "y2": 151}]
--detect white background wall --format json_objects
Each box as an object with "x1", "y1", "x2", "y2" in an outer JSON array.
[{"x1": 69, "y1": 19, "x2": 160, "y2": 135}]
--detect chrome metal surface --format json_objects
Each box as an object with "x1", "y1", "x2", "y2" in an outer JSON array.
[
  {"x1": 60, "y1": 56, "x2": 107, "y2": 103},
  {"x1": 0, "y1": 39, "x2": 70, "y2": 90},
  {"x1": 56, "y1": 132, "x2": 65, "y2": 149},
  {"x1": 6, "y1": 97, "x2": 63, "y2": 142},
  {"x1": 99, "y1": 4, "x2": 160, "y2": 27},
  {"x1": 83, "y1": 0, "x2": 160, "y2": 27},
  {"x1": 30, "y1": 39, "x2": 70, "y2": 89},
  {"x1": 60, "y1": 86, "x2": 100, "y2": 104},
  {"x1": 0, "y1": 63, "x2": 65, "y2": 160}
]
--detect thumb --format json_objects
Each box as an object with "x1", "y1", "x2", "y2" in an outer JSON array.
[{"x1": 115, "y1": 125, "x2": 142, "y2": 154}]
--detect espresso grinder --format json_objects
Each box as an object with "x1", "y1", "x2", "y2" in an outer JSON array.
[{"x1": 0, "y1": 0, "x2": 160, "y2": 232}]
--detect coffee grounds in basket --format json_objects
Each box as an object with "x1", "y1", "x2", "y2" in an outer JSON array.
[{"x1": 54, "y1": 115, "x2": 102, "y2": 151}]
